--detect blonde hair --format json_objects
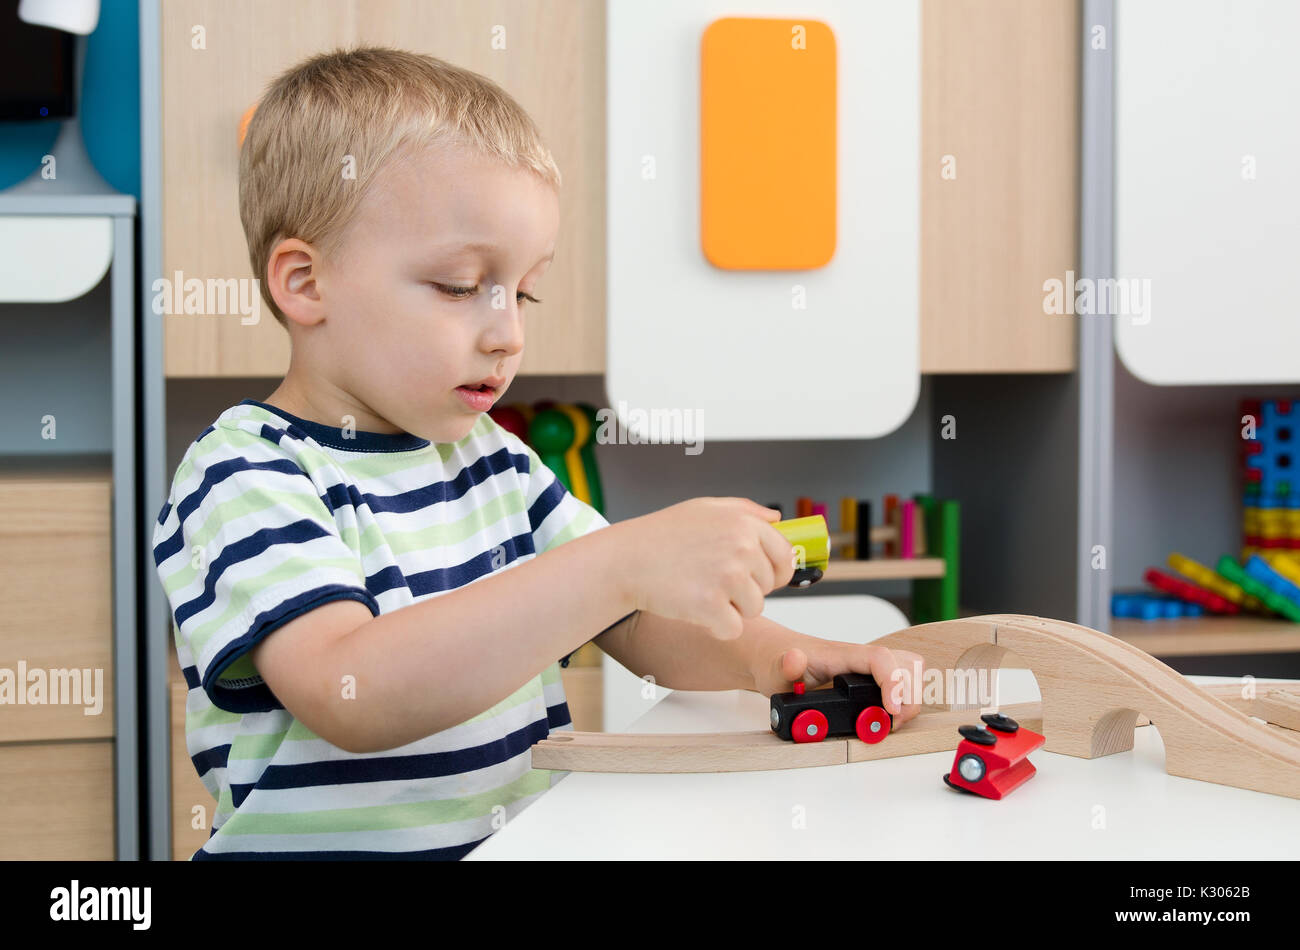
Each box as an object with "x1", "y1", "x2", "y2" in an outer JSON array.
[{"x1": 238, "y1": 46, "x2": 561, "y2": 326}]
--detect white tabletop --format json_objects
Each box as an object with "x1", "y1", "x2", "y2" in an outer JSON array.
[{"x1": 467, "y1": 671, "x2": 1300, "y2": 859}]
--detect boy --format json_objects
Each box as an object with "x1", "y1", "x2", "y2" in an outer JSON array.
[{"x1": 152, "y1": 47, "x2": 924, "y2": 860}]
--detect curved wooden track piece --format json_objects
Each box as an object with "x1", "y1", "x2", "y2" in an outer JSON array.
[
  {"x1": 531, "y1": 614, "x2": 1300, "y2": 800},
  {"x1": 872, "y1": 613, "x2": 1300, "y2": 800}
]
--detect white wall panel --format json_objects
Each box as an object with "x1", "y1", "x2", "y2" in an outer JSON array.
[
  {"x1": 607, "y1": 0, "x2": 921, "y2": 440},
  {"x1": 1115, "y1": 0, "x2": 1300, "y2": 384}
]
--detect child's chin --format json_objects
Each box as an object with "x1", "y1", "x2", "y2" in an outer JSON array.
[{"x1": 433, "y1": 416, "x2": 481, "y2": 443}]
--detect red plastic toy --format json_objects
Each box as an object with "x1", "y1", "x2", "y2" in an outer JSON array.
[{"x1": 942, "y1": 713, "x2": 1045, "y2": 800}]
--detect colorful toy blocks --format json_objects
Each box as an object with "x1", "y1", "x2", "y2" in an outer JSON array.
[
  {"x1": 1143, "y1": 568, "x2": 1236, "y2": 614},
  {"x1": 1112, "y1": 591, "x2": 1206, "y2": 620},
  {"x1": 1241, "y1": 398, "x2": 1300, "y2": 555},
  {"x1": 1216, "y1": 555, "x2": 1300, "y2": 622}
]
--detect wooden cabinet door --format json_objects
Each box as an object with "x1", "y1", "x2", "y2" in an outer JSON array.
[
  {"x1": 920, "y1": 0, "x2": 1079, "y2": 373},
  {"x1": 161, "y1": 0, "x2": 604, "y2": 377}
]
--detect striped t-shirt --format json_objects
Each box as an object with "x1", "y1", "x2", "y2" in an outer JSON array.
[{"x1": 151, "y1": 398, "x2": 614, "y2": 860}]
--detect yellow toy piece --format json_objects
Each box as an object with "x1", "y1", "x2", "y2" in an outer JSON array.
[
  {"x1": 1168, "y1": 552, "x2": 1264, "y2": 611},
  {"x1": 774, "y1": 515, "x2": 829, "y2": 587}
]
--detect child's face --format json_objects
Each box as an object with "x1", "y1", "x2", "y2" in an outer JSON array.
[{"x1": 313, "y1": 141, "x2": 559, "y2": 443}]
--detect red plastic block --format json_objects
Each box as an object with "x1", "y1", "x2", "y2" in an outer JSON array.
[{"x1": 1144, "y1": 567, "x2": 1239, "y2": 614}]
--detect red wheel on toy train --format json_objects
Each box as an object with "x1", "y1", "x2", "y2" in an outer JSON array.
[
  {"x1": 791, "y1": 709, "x2": 829, "y2": 743},
  {"x1": 855, "y1": 706, "x2": 891, "y2": 744}
]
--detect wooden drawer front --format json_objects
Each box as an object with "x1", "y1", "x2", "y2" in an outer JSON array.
[
  {"x1": 171, "y1": 675, "x2": 217, "y2": 860},
  {"x1": 0, "y1": 740, "x2": 114, "y2": 859},
  {"x1": 0, "y1": 473, "x2": 113, "y2": 742},
  {"x1": 560, "y1": 666, "x2": 603, "y2": 733}
]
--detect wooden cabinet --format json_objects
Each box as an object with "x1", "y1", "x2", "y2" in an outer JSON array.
[
  {"x1": 919, "y1": 0, "x2": 1079, "y2": 373},
  {"x1": 0, "y1": 742, "x2": 115, "y2": 860},
  {"x1": 160, "y1": 0, "x2": 605, "y2": 378},
  {"x1": 160, "y1": 0, "x2": 1074, "y2": 382},
  {"x1": 0, "y1": 471, "x2": 115, "y2": 859}
]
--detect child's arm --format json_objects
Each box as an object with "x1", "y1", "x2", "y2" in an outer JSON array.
[
  {"x1": 251, "y1": 497, "x2": 792, "y2": 753},
  {"x1": 597, "y1": 611, "x2": 926, "y2": 723}
]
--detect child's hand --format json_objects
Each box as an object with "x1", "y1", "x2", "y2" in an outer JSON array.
[
  {"x1": 620, "y1": 497, "x2": 795, "y2": 639},
  {"x1": 753, "y1": 639, "x2": 927, "y2": 726}
]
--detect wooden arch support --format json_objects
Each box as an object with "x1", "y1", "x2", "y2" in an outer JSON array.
[
  {"x1": 530, "y1": 614, "x2": 1300, "y2": 801},
  {"x1": 873, "y1": 614, "x2": 1300, "y2": 798}
]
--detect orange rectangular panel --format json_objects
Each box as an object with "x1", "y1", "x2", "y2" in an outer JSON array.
[{"x1": 701, "y1": 17, "x2": 837, "y2": 270}]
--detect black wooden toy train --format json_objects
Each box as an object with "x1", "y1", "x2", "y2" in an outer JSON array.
[{"x1": 769, "y1": 673, "x2": 893, "y2": 744}]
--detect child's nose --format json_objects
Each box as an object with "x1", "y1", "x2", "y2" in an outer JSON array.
[{"x1": 483, "y1": 305, "x2": 524, "y2": 355}]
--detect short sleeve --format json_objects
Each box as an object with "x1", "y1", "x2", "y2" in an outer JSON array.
[
  {"x1": 521, "y1": 442, "x2": 611, "y2": 552},
  {"x1": 151, "y1": 431, "x2": 379, "y2": 713},
  {"x1": 518, "y1": 443, "x2": 634, "y2": 665}
]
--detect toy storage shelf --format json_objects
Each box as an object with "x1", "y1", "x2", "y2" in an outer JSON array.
[
  {"x1": 0, "y1": 193, "x2": 138, "y2": 860},
  {"x1": 821, "y1": 558, "x2": 946, "y2": 582},
  {"x1": 1109, "y1": 360, "x2": 1300, "y2": 668},
  {"x1": 1111, "y1": 615, "x2": 1300, "y2": 658}
]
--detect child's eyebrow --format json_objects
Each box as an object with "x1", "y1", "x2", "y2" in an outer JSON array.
[{"x1": 428, "y1": 241, "x2": 555, "y2": 267}]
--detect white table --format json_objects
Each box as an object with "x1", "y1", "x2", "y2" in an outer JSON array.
[{"x1": 467, "y1": 672, "x2": 1300, "y2": 859}]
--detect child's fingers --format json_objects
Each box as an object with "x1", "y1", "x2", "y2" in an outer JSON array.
[
  {"x1": 868, "y1": 647, "x2": 925, "y2": 721},
  {"x1": 728, "y1": 576, "x2": 766, "y2": 620},
  {"x1": 779, "y1": 647, "x2": 809, "y2": 686},
  {"x1": 758, "y1": 522, "x2": 796, "y2": 587}
]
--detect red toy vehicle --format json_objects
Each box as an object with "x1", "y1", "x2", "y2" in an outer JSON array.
[{"x1": 942, "y1": 713, "x2": 1045, "y2": 800}]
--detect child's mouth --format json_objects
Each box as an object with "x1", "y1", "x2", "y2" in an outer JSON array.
[{"x1": 454, "y1": 383, "x2": 498, "y2": 411}]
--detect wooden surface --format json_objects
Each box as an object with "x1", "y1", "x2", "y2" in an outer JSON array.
[
  {"x1": 535, "y1": 614, "x2": 1300, "y2": 802},
  {"x1": 532, "y1": 700, "x2": 1058, "y2": 773},
  {"x1": 560, "y1": 665, "x2": 603, "y2": 733},
  {"x1": 1199, "y1": 681, "x2": 1300, "y2": 731},
  {"x1": 821, "y1": 557, "x2": 945, "y2": 582},
  {"x1": 1111, "y1": 615, "x2": 1300, "y2": 657},
  {"x1": 876, "y1": 614, "x2": 1300, "y2": 800},
  {"x1": 920, "y1": 0, "x2": 1079, "y2": 372},
  {"x1": 0, "y1": 471, "x2": 113, "y2": 742},
  {"x1": 161, "y1": 0, "x2": 606, "y2": 377},
  {"x1": 0, "y1": 740, "x2": 115, "y2": 859}
]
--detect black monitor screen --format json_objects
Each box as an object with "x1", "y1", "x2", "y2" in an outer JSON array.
[{"x1": 0, "y1": 0, "x2": 76, "y2": 120}]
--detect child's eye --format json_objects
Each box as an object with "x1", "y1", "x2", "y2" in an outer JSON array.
[
  {"x1": 433, "y1": 283, "x2": 477, "y2": 299},
  {"x1": 432, "y1": 284, "x2": 541, "y2": 305}
]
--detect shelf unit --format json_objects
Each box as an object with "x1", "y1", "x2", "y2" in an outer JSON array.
[
  {"x1": 1110, "y1": 615, "x2": 1300, "y2": 658},
  {"x1": 0, "y1": 192, "x2": 139, "y2": 860},
  {"x1": 821, "y1": 559, "x2": 946, "y2": 582}
]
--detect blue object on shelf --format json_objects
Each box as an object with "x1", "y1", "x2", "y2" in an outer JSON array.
[
  {"x1": 1244, "y1": 555, "x2": 1300, "y2": 607},
  {"x1": 1111, "y1": 592, "x2": 1204, "y2": 621}
]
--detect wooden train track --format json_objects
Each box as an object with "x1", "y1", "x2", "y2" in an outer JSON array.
[{"x1": 531, "y1": 614, "x2": 1300, "y2": 800}]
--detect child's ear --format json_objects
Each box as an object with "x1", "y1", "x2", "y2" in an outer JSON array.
[{"x1": 267, "y1": 238, "x2": 326, "y2": 327}]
